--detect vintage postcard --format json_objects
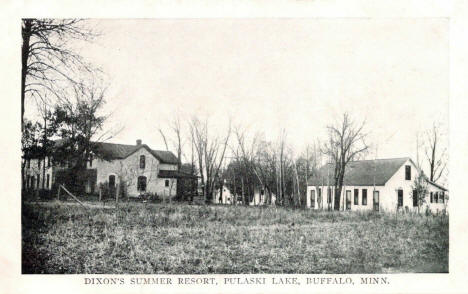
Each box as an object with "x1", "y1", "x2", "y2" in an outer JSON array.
[{"x1": 1, "y1": 0, "x2": 468, "y2": 293}]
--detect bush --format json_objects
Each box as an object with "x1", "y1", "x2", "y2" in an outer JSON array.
[
  {"x1": 38, "y1": 189, "x2": 55, "y2": 200},
  {"x1": 136, "y1": 192, "x2": 161, "y2": 202},
  {"x1": 98, "y1": 181, "x2": 115, "y2": 200}
]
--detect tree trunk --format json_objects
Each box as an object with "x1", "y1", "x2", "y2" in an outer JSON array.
[
  {"x1": 233, "y1": 172, "x2": 236, "y2": 205},
  {"x1": 21, "y1": 160, "x2": 26, "y2": 192},
  {"x1": 42, "y1": 117, "x2": 47, "y2": 190},
  {"x1": 241, "y1": 177, "x2": 245, "y2": 205},
  {"x1": 21, "y1": 20, "x2": 32, "y2": 132},
  {"x1": 334, "y1": 184, "x2": 343, "y2": 211}
]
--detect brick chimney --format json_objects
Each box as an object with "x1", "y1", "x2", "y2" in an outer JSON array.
[{"x1": 136, "y1": 139, "x2": 142, "y2": 146}]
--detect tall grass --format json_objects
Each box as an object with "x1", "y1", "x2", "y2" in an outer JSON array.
[{"x1": 22, "y1": 201, "x2": 448, "y2": 274}]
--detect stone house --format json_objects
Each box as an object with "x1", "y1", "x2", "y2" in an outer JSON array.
[
  {"x1": 307, "y1": 157, "x2": 448, "y2": 213},
  {"x1": 23, "y1": 139, "x2": 195, "y2": 198}
]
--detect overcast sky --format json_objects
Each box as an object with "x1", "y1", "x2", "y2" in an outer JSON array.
[{"x1": 37, "y1": 18, "x2": 448, "y2": 167}]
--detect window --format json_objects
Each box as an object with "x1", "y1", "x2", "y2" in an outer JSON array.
[
  {"x1": 434, "y1": 192, "x2": 439, "y2": 203},
  {"x1": 430, "y1": 192, "x2": 433, "y2": 203},
  {"x1": 109, "y1": 175, "x2": 115, "y2": 188},
  {"x1": 373, "y1": 191, "x2": 380, "y2": 211},
  {"x1": 354, "y1": 189, "x2": 359, "y2": 205},
  {"x1": 413, "y1": 189, "x2": 418, "y2": 207},
  {"x1": 327, "y1": 188, "x2": 332, "y2": 204},
  {"x1": 140, "y1": 155, "x2": 145, "y2": 169},
  {"x1": 46, "y1": 174, "x2": 50, "y2": 189},
  {"x1": 138, "y1": 176, "x2": 147, "y2": 191},
  {"x1": 165, "y1": 179, "x2": 170, "y2": 187},
  {"x1": 36, "y1": 175, "x2": 40, "y2": 188},
  {"x1": 311, "y1": 190, "x2": 315, "y2": 208},
  {"x1": 440, "y1": 192, "x2": 445, "y2": 203},
  {"x1": 362, "y1": 189, "x2": 367, "y2": 205},
  {"x1": 397, "y1": 189, "x2": 403, "y2": 207},
  {"x1": 346, "y1": 190, "x2": 351, "y2": 210},
  {"x1": 405, "y1": 165, "x2": 411, "y2": 180}
]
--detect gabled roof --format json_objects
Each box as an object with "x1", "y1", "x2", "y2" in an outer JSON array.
[
  {"x1": 427, "y1": 180, "x2": 448, "y2": 192},
  {"x1": 24, "y1": 139, "x2": 179, "y2": 165},
  {"x1": 92, "y1": 142, "x2": 179, "y2": 164},
  {"x1": 309, "y1": 157, "x2": 411, "y2": 186}
]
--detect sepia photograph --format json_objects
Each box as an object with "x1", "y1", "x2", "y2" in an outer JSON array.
[{"x1": 20, "y1": 18, "x2": 449, "y2": 275}]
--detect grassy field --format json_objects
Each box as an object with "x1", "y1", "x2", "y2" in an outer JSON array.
[{"x1": 22, "y1": 200, "x2": 448, "y2": 274}]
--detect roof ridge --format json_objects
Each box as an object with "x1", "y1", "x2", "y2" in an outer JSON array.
[
  {"x1": 322, "y1": 157, "x2": 410, "y2": 165},
  {"x1": 93, "y1": 141, "x2": 135, "y2": 147},
  {"x1": 93, "y1": 141, "x2": 169, "y2": 153},
  {"x1": 348, "y1": 157, "x2": 410, "y2": 163}
]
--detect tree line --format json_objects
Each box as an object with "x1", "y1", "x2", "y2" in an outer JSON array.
[{"x1": 21, "y1": 19, "x2": 448, "y2": 209}]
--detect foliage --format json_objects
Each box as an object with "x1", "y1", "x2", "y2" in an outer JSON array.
[
  {"x1": 22, "y1": 119, "x2": 43, "y2": 157},
  {"x1": 411, "y1": 173, "x2": 429, "y2": 211},
  {"x1": 23, "y1": 202, "x2": 448, "y2": 274}
]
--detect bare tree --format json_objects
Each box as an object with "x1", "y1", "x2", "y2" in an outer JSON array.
[
  {"x1": 294, "y1": 142, "x2": 322, "y2": 208},
  {"x1": 21, "y1": 19, "x2": 98, "y2": 131},
  {"x1": 277, "y1": 129, "x2": 287, "y2": 205},
  {"x1": 33, "y1": 97, "x2": 55, "y2": 190},
  {"x1": 232, "y1": 126, "x2": 265, "y2": 204},
  {"x1": 322, "y1": 113, "x2": 369, "y2": 211},
  {"x1": 254, "y1": 139, "x2": 280, "y2": 205},
  {"x1": 424, "y1": 122, "x2": 447, "y2": 183},
  {"x1": 291, "y1": 148, "x2": 302, "y2": 207},
  {"x1": 158, "y1": 129, "x2": 169, "y2": 151},
  {"x1": 51, "y1": 81, "x2": 110, "y2": 193},
  {"x1": 158, "y1": 115, "x2": 184, "y2": 170},
  {"x1": 189, "y1": 116, "x2": 231, "y2": 203},
  {"x1": 171, "y1": 116, "x2": 183, "y2": 171}
]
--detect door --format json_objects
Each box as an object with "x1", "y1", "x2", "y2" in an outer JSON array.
[
  {"x1": 397, "y1": 189, "x2": 403, "y2": 208},
  {"x1": 346, "y1": 190, "x2": 351, "y2": 210},
  {"x1": 373, "y1": 190, "x2": 380, "y2": 211},
  {"x1": 108, "y1": 175, "x2": 116, "y2": 198}
]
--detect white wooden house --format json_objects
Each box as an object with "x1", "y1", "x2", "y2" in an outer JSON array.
[
  {"x1": 307, "y1": 157, "x2": 448, "y2": 213},
  {"x1": 213, "y1": 184, "x2": 234, "y2": 204},
  {"x1": 249, "y1": 187, "x2": 276, "y2": 206}
]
